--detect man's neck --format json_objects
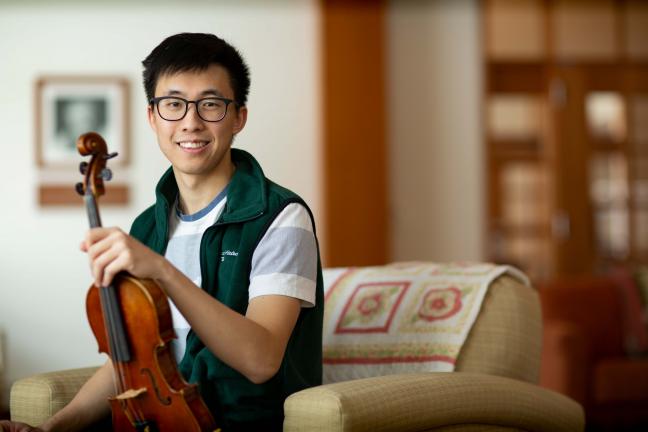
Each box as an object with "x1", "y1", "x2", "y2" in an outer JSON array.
[{"x1": 174, "y1": 160, "x2": 235, "y2": 216}]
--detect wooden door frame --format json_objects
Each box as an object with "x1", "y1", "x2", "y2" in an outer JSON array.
[{"x1": 321, "y1": 0, "x2": 389, "y2": 267}]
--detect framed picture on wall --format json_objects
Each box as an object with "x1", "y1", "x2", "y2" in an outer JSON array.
[
  {"x1": 35, "y1": 76, "x2": 130, "y2": 206},
  {"x1": 35, "y1": 75, "x2": 130, "y2": 168}
]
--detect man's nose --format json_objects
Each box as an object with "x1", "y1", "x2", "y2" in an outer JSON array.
[{"x1": 181, "y1": 102, "x2": 204, "y2": 128}]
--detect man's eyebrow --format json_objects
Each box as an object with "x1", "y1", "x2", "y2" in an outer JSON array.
[
  {"x1": 163, "y1": 89, "x2": 226, "y2": 98},
  {"x1": 200, "y1": 89, "x2": 226, "y2": 97}
]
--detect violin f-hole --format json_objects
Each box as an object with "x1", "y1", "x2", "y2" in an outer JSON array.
[{"x1": 141, "y1": 367, "x2": 172, "y2": 406}]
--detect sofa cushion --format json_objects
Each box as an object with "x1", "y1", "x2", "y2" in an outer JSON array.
[
  {"x1": 593, "y1": 357, "x2": 648, "y2": 404},
  {"x1": 321, "y1": 262, "x2": 529, "y2": 383}
]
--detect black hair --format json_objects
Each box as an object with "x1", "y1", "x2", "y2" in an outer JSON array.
[{"x1": 142, "y1": 33, "x2": 250, "y2": 107}]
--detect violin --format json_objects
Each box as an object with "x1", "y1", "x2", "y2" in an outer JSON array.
[{"x1": 76, "y1": 132, "x2": 218, "y2": 432}]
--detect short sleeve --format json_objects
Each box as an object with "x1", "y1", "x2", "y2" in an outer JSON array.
[{"x1": 248, "y1": 203, "x2": 317, "y2": 307}]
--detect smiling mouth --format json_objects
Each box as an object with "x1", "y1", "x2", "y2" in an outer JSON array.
[{"x1": 177, "y1": 140, "x2": 209, "y2": 149}]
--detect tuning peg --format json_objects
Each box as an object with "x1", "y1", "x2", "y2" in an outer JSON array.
[
  {"x1": 101, "y1": 168, "x2": 113, "y2": 181},
  {"x1": 75, "y1": 182, "x2": 85, "y2": 196},
  {"x1": 79, "y1": 161, "x2": 88, "y2": 175}
]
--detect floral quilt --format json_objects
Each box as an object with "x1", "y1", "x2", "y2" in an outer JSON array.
[{"x1": 322, "y1": 261, "x2": 529, "y2": 383}]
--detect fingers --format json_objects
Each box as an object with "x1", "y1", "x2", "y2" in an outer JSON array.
[
  {"x1": 85, "y1": 228, "x2": 129, "y2": 287},
  {"x1": 82, "y1": 227, "x2": 161, "y2": 285},
  {"x1": 85, "y1": 227, "x2": 118, "y2": 246},
  {"x1": 90, "y1": 242, "x2": 118, "y2": 287},
  {"x1": 82, "y1": 227, "x2": 115, "y2": 255},
  {"x1": 92, "y1": 242, "x2": 134, "y2": 287},
  {"x1": 100, "y1": 252, "x2": 132, "y2": 287},
  {"x1": 87, "y1": 229, "x2": 124, "y2": 265}
]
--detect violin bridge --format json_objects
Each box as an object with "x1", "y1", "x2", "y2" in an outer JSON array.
[{"x1": 115, "y1": 387, "x2": 147, "y2": 400}]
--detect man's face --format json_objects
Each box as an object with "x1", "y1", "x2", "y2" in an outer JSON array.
[{"x1": 147, "y1": 64, "x2": 247, "y2": 182}]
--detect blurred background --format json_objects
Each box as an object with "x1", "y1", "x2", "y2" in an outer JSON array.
[{"x1": 0, "y1": 0, "x2": 646, "y2": 430}]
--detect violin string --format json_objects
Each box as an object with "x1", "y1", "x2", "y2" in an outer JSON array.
[{"x1": 89, "y1": 190, "x2": 145, "y2": 427}]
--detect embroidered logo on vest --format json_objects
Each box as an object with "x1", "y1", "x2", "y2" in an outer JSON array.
[{"x1": 221, "y1": 250, "x2": 239, "y2": 262}]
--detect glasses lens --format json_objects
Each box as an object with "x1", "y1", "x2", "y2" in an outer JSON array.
[
  {"x1": 198, "y1": 98, "x2": 227, "y2": 122},
  {"x1": 157, "y1": 97, "x2": 187, "y2": 121}
]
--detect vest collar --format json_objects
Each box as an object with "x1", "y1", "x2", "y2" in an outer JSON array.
[{"x1": 154, "y1": 148, "x2": 268, "y2": 230}]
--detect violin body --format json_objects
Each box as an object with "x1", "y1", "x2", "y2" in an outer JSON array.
[
  {"x1": 87, "y1": 274, "x2": 216, "y2": 431},
  {"x1": 77, "y1": 132, "x2": 218, "y2": 432}
]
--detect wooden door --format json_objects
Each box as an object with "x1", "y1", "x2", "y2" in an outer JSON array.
[{"x1": 550, "y1": 64, "x2": 648, "y2": 274}]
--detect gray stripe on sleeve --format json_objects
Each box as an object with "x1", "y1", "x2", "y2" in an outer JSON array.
[{"x1": 250, "y1": 226, "x2": 317, "y2": 281}]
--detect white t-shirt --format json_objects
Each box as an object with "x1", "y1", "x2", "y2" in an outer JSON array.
[{"x1": 164, "y1": 186, "x2": 317, "y2": 363}]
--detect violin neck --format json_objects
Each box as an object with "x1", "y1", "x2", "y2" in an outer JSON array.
[
  {"x1": 84, "y1": 190, "x2": 131, "y2": 362},
  {"x1": 84, "y1": 192, "x2": 103, "y2": 229},
  {"x1": 100, "y1": 285, "x2": 132, "y2": 362}
]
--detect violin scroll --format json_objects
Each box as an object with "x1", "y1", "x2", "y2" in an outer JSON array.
[{"x1": 75, "y1": 132, "x2": 118, "y2": 198}]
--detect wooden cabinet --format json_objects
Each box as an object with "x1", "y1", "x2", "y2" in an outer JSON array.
[{"x1": 483, "y1": 0, "x2": 648, "y2": 282}]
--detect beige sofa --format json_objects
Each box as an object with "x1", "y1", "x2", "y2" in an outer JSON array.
[{"x1": 10, "y1": 266, "x2": 584, "y2": 431}]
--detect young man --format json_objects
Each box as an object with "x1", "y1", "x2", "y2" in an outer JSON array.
[{"x1": 2, "y1": 33, "x2": 323, "y2": 432}]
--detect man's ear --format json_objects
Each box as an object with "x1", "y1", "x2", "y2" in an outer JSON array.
[
  {"x1": 233, "y1": 105, "x2": 248, "y2": 135},
  {"x1": 147, "y1": 104, "x2": 157, "y2": 132}
]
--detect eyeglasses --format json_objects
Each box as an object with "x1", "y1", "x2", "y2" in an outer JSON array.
[{"x1": 149, "y1": 96, "x2": 237, "y2": 122}]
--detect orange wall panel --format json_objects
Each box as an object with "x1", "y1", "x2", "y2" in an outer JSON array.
[{"x1": 322, "y1": 0, "x2": 389, "y2": 267}]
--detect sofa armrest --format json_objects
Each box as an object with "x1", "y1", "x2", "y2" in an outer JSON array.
[
  {"x1": 10, "y1": 366, "x2": 100, "y2": 426},
  {"x1": 284, "y1": 372, "x2": 584, "y2": 432}
]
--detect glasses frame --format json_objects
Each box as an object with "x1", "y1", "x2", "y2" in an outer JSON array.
[{"x1": 149, "y1": 96, "x2": 237, "y2": 123}]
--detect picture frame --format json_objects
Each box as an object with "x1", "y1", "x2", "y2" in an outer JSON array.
[
  {"x1": 35, "y1": 75, "x2": 130, "y2": 168},
  {"x1": 35, "y1": 75, "x2": 130, "y2": 206}
]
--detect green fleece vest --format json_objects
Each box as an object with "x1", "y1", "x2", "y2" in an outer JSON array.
[{"x1": 129, "y1": 149, "x2": 324, "y2": 430}]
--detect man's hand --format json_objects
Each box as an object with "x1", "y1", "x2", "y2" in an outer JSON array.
[
  {"x1": 81, "y1": 227, "x2": 166, "y2": 287},
  {"x1": 0, "y1": 421, "x2": 43, "y2": 432}
]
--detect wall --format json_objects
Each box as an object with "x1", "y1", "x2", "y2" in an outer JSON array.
[
  {"x1": 388, "y1": 0, "x2": 485, "y2": 263},
  {"x1": 0, "y1": 0, "x2": 321, "y2": 409}
]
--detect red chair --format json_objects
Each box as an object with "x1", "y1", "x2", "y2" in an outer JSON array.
[{"x1": 539, "y1": 275, "x2": 648, "y2": 431}]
